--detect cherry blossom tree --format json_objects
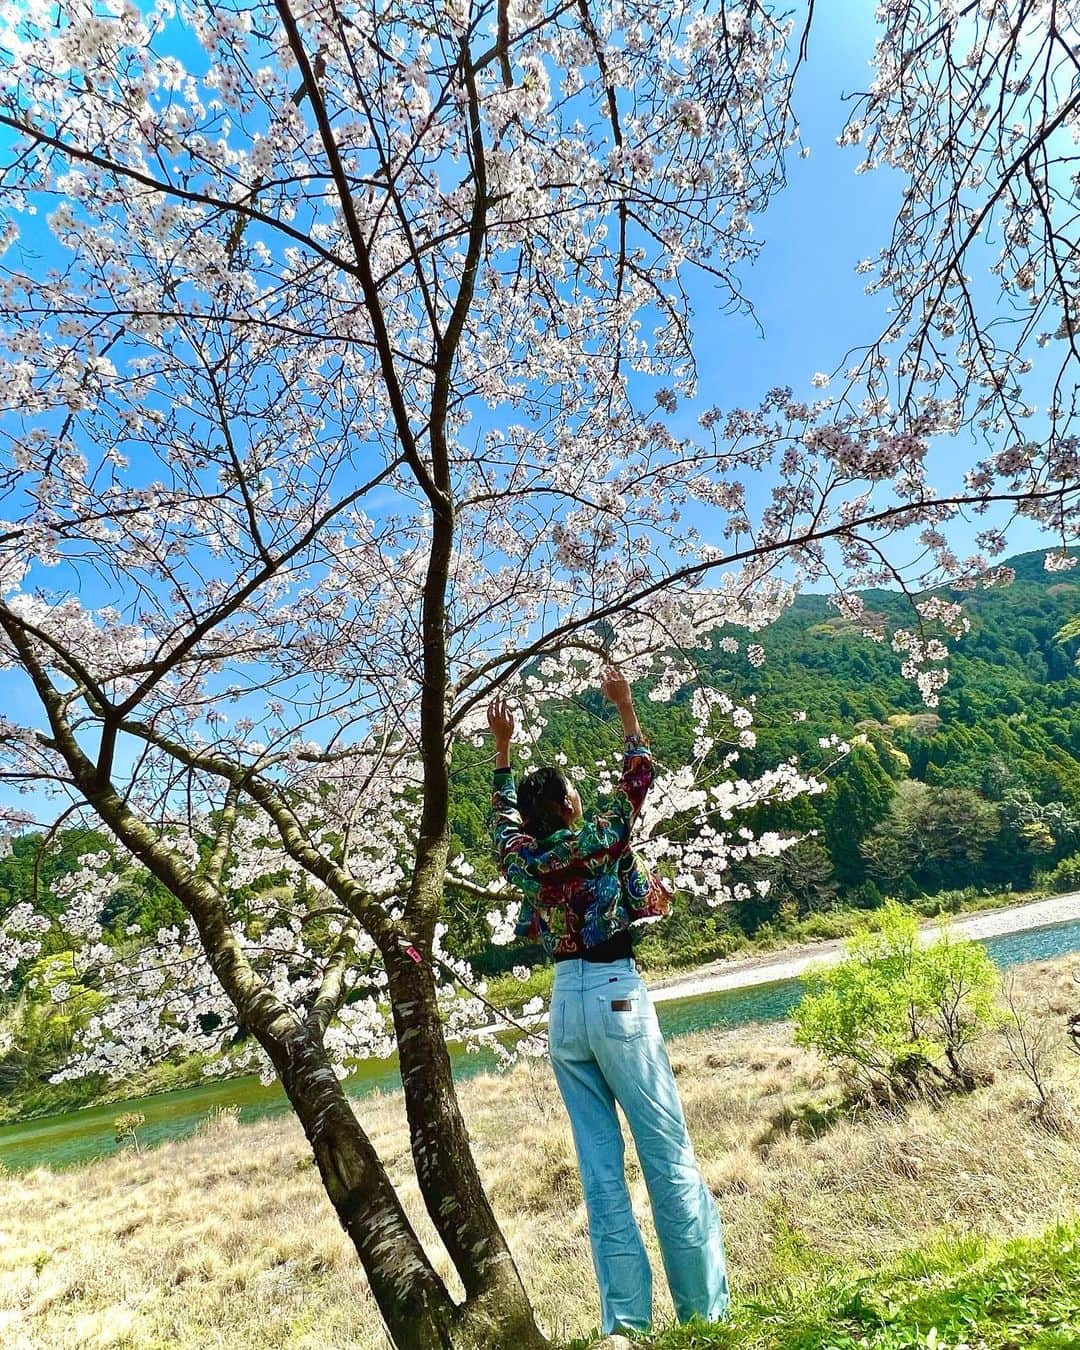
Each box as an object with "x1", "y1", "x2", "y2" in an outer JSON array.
[{"x1": 0, "y1": 0, "x2": 1077, "y2": 1345}]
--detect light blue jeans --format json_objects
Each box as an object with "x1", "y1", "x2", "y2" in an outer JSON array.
[{"x1": 548, "y1": 956, "x2": 729, "y2": 1335}]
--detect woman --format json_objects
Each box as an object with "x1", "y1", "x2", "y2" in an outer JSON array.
[{"x1": 488, "y1": 669, "x2": 729, "y2": 1337}]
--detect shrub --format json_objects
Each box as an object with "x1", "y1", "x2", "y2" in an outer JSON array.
[
  {"x1": 793, "y1": 903, "x2": 1001, "y2": 1101},
  {"x1": 796, "y1": 911, "x2": 860, "y2": 943},
  {"x1": 634, "y1": 913, "x2": 743, "y2": 973},
  {"x1": 113, "y1": 1111, "x2": 146, "y2": 1153},
  {"x1": 847, "y1": 879, "x2": 885, "y2": 910},
  {"x1": 912, "y1": 885, "x2": 977, "y2": 916},
  {"x1": 919, "y1": 927, "x2": 1002, "y2": 1088},
  {"x1": 1041, "y1": 850, "x2": 1080, "y2": 894}
]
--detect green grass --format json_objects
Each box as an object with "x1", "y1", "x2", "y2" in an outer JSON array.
[{"x1": 623, "y1": 1220, "x2": 1080, "y2": 1349}]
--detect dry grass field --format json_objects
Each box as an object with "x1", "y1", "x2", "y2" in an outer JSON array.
[{"x1": 2, "y1": 956, "x2": 1079, "y2": 1349}]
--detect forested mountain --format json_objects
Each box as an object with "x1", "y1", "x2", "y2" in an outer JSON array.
[{"x1": 443, "y1": 548, "x2": 1080, "y2": 952}]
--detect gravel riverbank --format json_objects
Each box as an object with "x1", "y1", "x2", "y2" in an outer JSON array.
[{"x1": 647, "y1": 891, "x2": 1080, "y2": 1005}]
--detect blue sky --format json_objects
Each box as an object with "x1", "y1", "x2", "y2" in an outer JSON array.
[
  {"x1": 3, "y1": 0, "x2": 1056, "y2": 562},
  {"x1": 689, "y1": 3, "x2": 898, "y2": 398},
  {"x1": 670, "y1": 2, "x2": 1055, "y2": 567}
]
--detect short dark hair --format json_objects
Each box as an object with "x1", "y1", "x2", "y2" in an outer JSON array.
[{"x1": 517, "y1": 765, "x2": 571, "y2": 840}]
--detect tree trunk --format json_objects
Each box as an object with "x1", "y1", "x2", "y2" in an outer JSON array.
[
  {"x1": 5, "y1": 569, "x2": 546, "y2": 1346},
  {"x1": 385, "y1": 941, "x2": 550, "y2": 1350},
  {"x1": 79, "y1": 790, "x2": 460, "y2": 1347},
  {"x1": 944, "y1": 1044, "x2": 976, "y2": 1091},
  {"x1": 264, "y1": 1023, "x2": 462, "y2": 1350}
]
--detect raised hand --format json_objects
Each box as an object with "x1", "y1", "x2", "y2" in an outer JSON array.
[
  {"x1": 600, "y1": 666, "x2": 632, "y2": 709},
  {"x1": 487, "y1": 694, "x2": 515, "y2": 748},
  {"x1": 600, "y1": 666, "x2": 641, "y2": 738}
]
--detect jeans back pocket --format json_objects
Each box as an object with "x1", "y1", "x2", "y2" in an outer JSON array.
[{"x1": 598, "y1": 991, "x2": 649, "y2": 1041}]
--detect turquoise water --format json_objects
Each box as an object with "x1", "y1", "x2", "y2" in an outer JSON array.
[
  {"x1": 655, "y1": 915, "x2": 1080, "y2": 1039},
  {"x1": 3, "y1": 916, "x2": 1078, "y2": 1173}
]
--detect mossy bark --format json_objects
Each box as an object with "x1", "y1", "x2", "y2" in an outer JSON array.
[
  {"x1": 386, "y1": 933, "x2": 549, "y2": 1350},
  {"x1": 266, "y1": 1025, "x2": 460, "y2": 1350}
]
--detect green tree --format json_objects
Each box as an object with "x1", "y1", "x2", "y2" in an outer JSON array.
[
  {"x1": 919, "y1": 930, "x2": 1002, "y2": 1089},
  {"x1": 113, "y1": 1111, "x2": 146, "y2": 1154},
  {"x1": 761, "y1": 836, "x2": 839, "y2": 919},
  {"x1": 794, "y1": 904, "x2": 1001, "y2": 1100},
  {"x1": 821, "y1": 743, "x2": 896, "y2": 887},
  {"x1": 861, "y1": 782, "x2": 1000, "y2": 893}
]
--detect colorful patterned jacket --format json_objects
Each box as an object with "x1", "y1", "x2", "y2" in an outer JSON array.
[{"x1": 490, "y1": 735, "x2": 671, "y2": 957}]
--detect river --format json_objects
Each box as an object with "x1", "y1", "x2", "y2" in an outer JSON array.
[{"x1": 3, "y1": 916, "x2": 1079, "y2": 1174}]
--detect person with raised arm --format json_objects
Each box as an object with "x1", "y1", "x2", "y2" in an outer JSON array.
[{"x1": 488, "y1": 668, "x2": 729, "y2": 1338}]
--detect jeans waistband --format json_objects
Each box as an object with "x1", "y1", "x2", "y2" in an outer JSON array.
[{"x1": 552, "y1": 956, "x2": 638, "y2": 990}]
